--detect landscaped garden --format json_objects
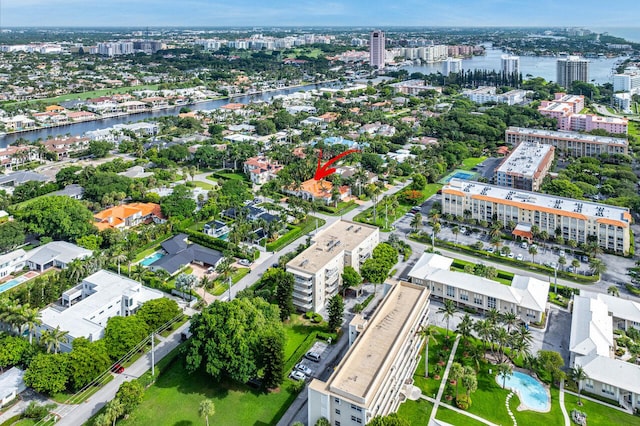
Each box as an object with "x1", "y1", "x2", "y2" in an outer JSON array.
[{"x1": 266, "y1": 215, "x2": 326, "y2": 252}]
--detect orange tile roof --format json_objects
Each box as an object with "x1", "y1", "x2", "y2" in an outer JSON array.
[
  {"x1": 221, "y1": 103, "x2": 245, "y2": 110},
  {"x1": 93, "y1": 202, "x2": 164, "y2": 230}
]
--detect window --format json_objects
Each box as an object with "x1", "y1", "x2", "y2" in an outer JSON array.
[
  {"x1": 584, "y1": 379, "x2": 593, "y2": 389},
  {"x1": 351, "y1": 416, "x2": 362, "y2": 424},
  {"x1": 446, "y1": 285, "x2": 455, "y2": 298},
  {"x1": 602, "y1": 384, "x2": 615, "y2": 396},
  {"x1": 335, "y1": 422, "x2": 341, "y2": 426},
  {"x1": 487, "y1": 297, "x2": 496, "y2": 309},
  {"x1": 335, "y1": 409, "x2": 341, "y2": 415},
  {"x1": 334, "y1": 398, "x2": 340, "y2": 404},
  {"x1": 460, "y1": 290, "x2": 468, "y2": 302},
  {"x1": 473, "y1": 295, "x2": 483, "y2": 305}
]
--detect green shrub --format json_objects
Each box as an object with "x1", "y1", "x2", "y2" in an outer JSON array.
[
  {"x1": 24, "y1": 401, "x2": 56, "y2": 420},
  {"x1": 456, "y1": 394, "x2": 472, "y2": 410},
  {"x1": 305, "y1": 311, "x2": 314, "y2": 319},
  {"x1": 311, "y1": 313, "x2": 323, "y2": 323}
]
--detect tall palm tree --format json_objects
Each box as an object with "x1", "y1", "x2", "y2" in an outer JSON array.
[
  {"x1": 410, "y1": 213, "x2": 423, "y2": 233},
  {"x1": 589, "y1": 258, "x2": 607, "y2": 277},
  {"x1": 497, "y1": 363, "x2": 513, "y2": 389},
  {"x1": 486, "y1": 308, "x2": 501, "y2": 326},
  {"x1": 40, "y1": 326, "x2": 69, "y2": 354},
  {"x1": 452, "y1": 226, "x2": 460, "y2": 243},
  {"x1": 449, "y1": 362, "x2": 464, "y2": 399},
  {"x1": 529, "y1": 245, "x2": 538, "y2": 263},
  {"x1": 417, "y1": 325, "x2": 439, "y2": 378},
  {"x1": 571, "y1": 365, "x2": 589, "y2": 405},
  {"x1": 113, "y1": 253, "x2": 128, "y2": 275},
  {"x1": 495, "y1": 328, "x2": 511, "y2": 362},
  {"x1": 199, "y1": 399, "x2": 216, "y2": 426},
  {"x1": 607, "y1": 285, "x2": 620, "y2": 297},
  {"x1": 501, "y1": 312, "x2": 519, "y2": 333},
  {"x1": 456, "y1": 314, "x2": 474, "y2": 345},
  {"x1": 571, "y1": 259, "x2": 580, "y2": 274},
  {"x1": 473, "y1": 319, "x2": 493, "y2": 350},
  {"x1": 513, "y1": 324, "x2": 534, "y2": 347},
  {"x1": 462, "y1": 367, "x2": 478, "y2": 398},
  {"x1": 437, "y1": 300, "x2": 456, "y2": 338},
  {"x1": 21, "y1": 305, "x2": 41, "y2": 344}
]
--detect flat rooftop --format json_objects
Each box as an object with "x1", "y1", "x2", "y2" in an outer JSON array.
[
  {"x1": 323, "y1": 281, "x2": 429, "y2": 403},
  {"x1": 495, "y1": 142, "x2": 553, "y2": 178},
  {"x1": 444, "y1": 178, "x2": 631, "y2": 224},
  {"x1": 507, "y1": 127, "x2": 628, "y2": 146},
  {"x1": 286, "y1": 220, "x2": 378, "y2": 275}
]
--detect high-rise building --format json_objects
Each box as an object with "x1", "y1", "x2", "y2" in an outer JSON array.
[
  {"x1": 613, "y1": 71, "x2": 640, "y2": 95},
  {"x1": 557, "y1": 56, "x2": 589, "y2": 88},
  {"x1": 369, "y1": 30, "x2": 385, "y2": 69},
  {"x1": 501, "y1": 54, "x2": 520, "y2": 75},
  {"x1": 443, "y1": 57, "x2": 462, "y2": 76}
]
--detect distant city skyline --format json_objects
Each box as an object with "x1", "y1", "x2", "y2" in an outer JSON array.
[{"x1": 1, "y1": 0, "x2": 640, "y2": 28}]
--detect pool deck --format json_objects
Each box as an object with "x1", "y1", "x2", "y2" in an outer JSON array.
[{"x1": 495, "y1": 371, "x2": 551, "y2": 413}]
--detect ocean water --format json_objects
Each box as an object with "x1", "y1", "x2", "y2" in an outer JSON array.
[{"x1": 590, "y1": 27, "x2": 640, "y2": 43}]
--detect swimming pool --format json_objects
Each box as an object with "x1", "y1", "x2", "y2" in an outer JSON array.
[
  {"x1": 500, "y1": 371, "x2": 550, "y2": 412},
  {"x1": 140, "y1": 252, "x2": 165, "y2": 267},
  {"x1": 438, "y1": 169, "x2": 479, "y2": 184},
  {"x1": 0, "y1": 275, "x2": 29, "y2": 294}
]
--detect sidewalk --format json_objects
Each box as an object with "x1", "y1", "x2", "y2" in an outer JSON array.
[{"x1": 428, "y1": 334, "x2": 461, "y2": 425}]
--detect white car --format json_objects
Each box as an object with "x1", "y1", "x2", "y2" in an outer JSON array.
[
  {"x1": 559, "y1": 250, "x2": 566, "y2": 257},
  {"x1": 508, "y1": 253, "x2": 515, "y2": 259},
  {"x1": 238, "y1": 259, "x2": 252, "y2": 266},
  {"x1": 289, "y1": 371, "x2": 306, "y2": 381},
  {"x1": 487, "y1": 247, "x2": 495, "y2": 254},
  {"x1": 520, "y1": 242, "x2": 528, "y2": 249},
  {"x1": 295, "y1": 363, "x2": 312, "y2": 376},
  {"x1": 516, "y1": 254, "x2": 524, "y2": 261}
]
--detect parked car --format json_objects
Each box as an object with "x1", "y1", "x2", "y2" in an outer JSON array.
[
  {"x1": 516, "y1": 254, "x2": 524, "y2": 261},
  {"x1": 305, "y1": 351, "x2": 321, "y2": 362},
  {"x1": 559, "y1": 250, "x2": 566, "y2": 257},
  {"x1": 581, "y1": 255, "x2": 589, "y2": 262},
  {"x1": 487, "y1": 247, "x2": 495, "y2": 254},
  {"x1": 295, "y1": 363, "x2": 313, "y2": 376},
  {"x1": 508, "y1": 253, "x2": 515, "y2": 259},
  {"x1": 111, "y1": 364, "x2": 124, "y2": 374},
  {"x1": 238, "y1": 259, "x2": 252, "y2": 266},
  {"x1": 289, "y1": 371, "x2": 306, "y2": 381},
  {"x1": 520, "y1": 242, "x2": 528, "y2": 249}
]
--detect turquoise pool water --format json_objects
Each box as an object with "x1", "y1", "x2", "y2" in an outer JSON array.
[
  {"x1": 502, "y1": 371, "x2": 550, "y2": 411},
  {"x1": 0, "y1": 275, "x2": 29, "y2": 294},
  {"x1": 439, "y1": 169, "x2": 478, "y2": 184},
  {"x1": 140, "y1": 252, "x2": 165, "y2": 267}
]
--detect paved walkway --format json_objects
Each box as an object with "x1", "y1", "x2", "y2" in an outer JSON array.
[
  {"x1": 422, "y1": 395, "x2": 498, "y2": 426},
  {"x1": 428, "y1": 334, "x2": 461, "y2": 425},
  {"x1": 559, "y1": 380, "x2": 570, "y2": 426}
]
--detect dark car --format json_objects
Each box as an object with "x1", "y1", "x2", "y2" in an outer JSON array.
[
  {"x1": 246, "y1": 377, "x2": 263, "y2": 389},
  {"x1": 111, "y1": 364, "x2": 124, "y2": 374}
]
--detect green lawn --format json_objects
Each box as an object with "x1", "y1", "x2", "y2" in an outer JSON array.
[
  {"x1": 118, "y1": 357, "x2": 299, "y2": 426},
  {"x1": 193, "y1": 181, "x2": 217, "y2": 190},
  {"x1": 397, "y1": 399, "x2": 433, "y2": 424},
  {"x1": 266, "y1": 215, "x2": 326, "y2": 252},
  {"x1": 215, "y1": 172, "x2": 247, "y2": 181},
  {"x1": 461, "y1": 157, "x2": 487, "y2": 171},
  {"x1": 318, "y1": 200, "x2": 359, "y2": 216},
  {"x1": 209, "y1": 268, "x2": 250, "y2": 296},
  {"x1": 413, "y1": 332, "x2": 452, "y2": 397},
  {"x1": 450, "y1": 259, "x2": 514, "y2": 285},
  {"x1": 630, "y1": 121, "x2": 639, "y2": 138},
  {"x1": 282, "y1": 314, "x2": 330, "y2": 372},
  {"x1": 564, "y1": 393, "x2": 640, "y2": 426},
  {"x1": 4, "y1": 84, "x2": 160, "y2": 107},
  {"x1": 436, "y1": 406, "x2": 487, "y2": 426},
  {"x1": 134, "y1": 245, "x2": 161, "y2": 263}
]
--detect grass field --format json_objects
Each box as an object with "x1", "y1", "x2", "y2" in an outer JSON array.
[
  {"x1": 397, "y1": 399, "x2": 433, "y2": 424},
  {"x1": 118, "y1": 357, "x2": 299, "y2": 426},
  {"x1": 266, "y1": 215, "x2": 326, "y2": 252},
  {"x1": 192, "y1": 181, "x2": 217, "y2": 190},
  {"x1": 209, "y1": 268, "x2": 250, "y2": 296},
  {"x1": 436, "y1": 406, "x2": 487, "y2": 425},
  {"x1": 4, "y1": 84, "x2": 160, "y2": 107},
  {"x1": 564, "y1": 393, "x2": 640, "y2": 426},
  {"x1": 461, "y1": 157, "x2": 487, "y2": 171},
  {"x1": 630, "y1": 121, "x2": 639, "y2": 138}
]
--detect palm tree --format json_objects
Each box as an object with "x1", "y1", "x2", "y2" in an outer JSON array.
[
  {"x1": 586, "y1": 242, "x2": 603, "y2": 259},
  {"x1": 473, "y1": 319, "x2": 493, "y2": 350},
  {"x1": 490, "y1": 235, "x2": 503, "y2": 252},
  {"x1": 452, "y1": 226, "x2": 460, "y2": 243},
  {"x1": 510, "y1": 336, "x2": 531, "y2": 362},
  {"x1": 529, "y1": 245, "x2": 538, "y2": 263},
  {"x1": 501, "y1": 312, "x2": 519, "y2": 333},
  {"x1": 495, "y1": 327, "x2": 511, "y2": 362},
  {"x1": 513, "y1": 324, "x2": 534, "y2": 347},
  {"x1": 456, "y1": 314, "x2": 474, "y2": 345},
  {"x1": 199, "y1": 399, "x2": 216, "y2": 426},
  {"x1": 432, "y1": 221, "x2": 441, "y2": 241},
  {"x1": 607, "y1": 285, "x2": 620, "y2": 297},
  {"x1": 40, "y1": 326, "x2": 69, "y2": 354},
  {"x1": 486, "y1": 308, "x2": 501, "y2": 326},
  {"x1": 589, "y1": 258, "x2": 607, "y2": 277},
  {"x1": 571, "y1": 365, "x2": 589, "y2": 405},
  {"x1": 105, "y1": 398, "x2": 124, "y2": 426},
  {"x1": 21, "y1": 305, "x2": 41, "y2": 344},
  {"x1": 437, "y1": 300, "x2": 456, "y2": 338},
  {"x1": 417, "y1": 325, "x2": 439, "y2": 378},
  {"x1": 462, "y1": 366, "x2": 477, "y2": 398},
  {"x1": 113, "y1": 253, "x2": 128, "y2": 275},
  {"x1": 571, "y1": 259, "x2": 580, "y2": 274},
  {"x1": 410, "y1": 213, "x2": 423, "y2": 233},
  {"x1": 558, "y1": 256, "x2": 567, "y2": 271},
  {"x1": 449, "y1": 362, "x2": 464, "y2": 398},
  {"x1": 497, "y1": 363, "x2": 513, "y2": 389}
]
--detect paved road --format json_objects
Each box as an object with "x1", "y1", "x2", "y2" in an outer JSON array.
[{"x1": 55, "y1": 319, "x2": 192, "y2": 426}]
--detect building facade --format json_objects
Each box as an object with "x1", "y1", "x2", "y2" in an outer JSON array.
[
  {"x1": 505, "y1": 127, "x2": 628, "y2": 157},
  {"x1": 308, "y1": 281, "x2": 431, "y2": 426},
  {"x1": 613, "y1": 71, "x2": 640, "y2": 95},
  {"x1": 494, "y1": 142, "x2": 555, "y2": 191},
  {"x1": 286, "y1": 220, "x2": 378, "y2": 312},
  {"x1": 442, "y1": 178, "x2": 632, "y2": 254},
  {"x1": 501, "y1": 54, "x2": 520, "y2": 75},
  {"x1": 408, "y1": 253, "x2": 549, "y2": 323},
  {"x1": 557, "y1": 56, "x2": 589, "y2": 88},
  {"x1": 369, "y1": 30, "x2": 385, "y2": 69}
]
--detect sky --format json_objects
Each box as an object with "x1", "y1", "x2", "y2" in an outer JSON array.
[{"x1": 1, "y1": 0, "x2": 640, "y2": 28}]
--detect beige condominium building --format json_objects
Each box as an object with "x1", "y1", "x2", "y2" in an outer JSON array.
[
  {"x1": 505, "y1": 127, "x2": 628, "y2": 157},
  {"x1": 408, "y1": 253, "x2": 549, "y2": 323},
  {"x1": 308, "y1": 281, "x2": 431, "y2": 426},
  {"x1": 494, "y1": 141, "x2": 555, "y2": 191},
  {"x1": 442, "y1": 178, "x2": 632, "y2": 254},
  {"x1": 286, "y1": 220, "x2": 379, "y2": 313}
]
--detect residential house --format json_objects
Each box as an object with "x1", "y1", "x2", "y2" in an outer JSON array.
[
  {"x1": 25, "y1": 241, "x2": 92, "y2": 272},
  {"x1": 286, "y1": 179, "x2": 350, "y2": 205},
  {"x1": 0, "y1": 171, "x2": 48, "y2": 189},
  {"x1": 93, "y1": 202, "x2": 165, "y2": 231},
  {"x1": 0, "y1": 367, "x2": 26, "y2": 406},
  {"x1": 43, "y1": 136, "x2": 91, "y2": 160},
  {"x1": 243, "y1": 156, "x2": 283, "y2": 184},
  {"x1": 38, "y1": 270, "x2": 164, "y2": 352},
  {"x1": 203, "y1": 220, "x2": 230, "y2": 239},
  {"x1": 147, "y1": 234, "x2": 223, "y2": 275},
  {"x1": 0, "y1": 115, "x2": 36, "y2": 131},
  {"x1": 48, "y1": 184, "x2": 84, "y2": 199},
  {"x1": 0, "y1": 249, "x2": 27, "y2": 280}
]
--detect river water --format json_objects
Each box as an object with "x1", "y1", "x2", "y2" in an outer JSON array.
[
  {"x1": 0, "y1": 82, "x2": 338, "y2": 148},
  {"x1": 401, "y1": 47, "x2": 626, "y2": 86}
]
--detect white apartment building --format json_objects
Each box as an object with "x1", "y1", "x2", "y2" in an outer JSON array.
[
  {"x1": 462, "y1": 87, "x2": 528, "y2": 106},
  {"x1": 408, "y1": 253, "x2": 549, "y2": 323},
  {"x1": 442, "y1": 178, "x2": 632, "y2": 253},
  {"x1": 505, "y1": 127, "x2": 629, "y2": 157},
  {"x1": 613, "y1": 71, "x2": 640, "y2": 95},
  {"x1": 369, "y1": 30, "x2": 386, "y2": 69},
  {"x1": 494, "y1": 142, "x2": 555, "y2": 191},
  {"x1": 38, "y1": 270, "x2": 163, "y2": 352},
  {"x1": 570, "y1": 292, "x2": 640, "y2": 410},
  {"x1": 286, "y1": 221, "x2": 379, "y2": 312},
  {"x1": 443, "y1": 57, "x2": 462, "y2": 76},
  {"x1": 501, "y1": 54, "x2": 520, "y2": 75},
  {"x1": 308, "y1": 281, "x2": 431, "y2": 426}
]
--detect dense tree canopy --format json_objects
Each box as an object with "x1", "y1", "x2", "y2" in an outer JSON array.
[
  {"x1": 160, "y1": 184, "x2": 196, "y2": 218},
  {"x1": 136, "y1": 298, "x2": 181, "y2": 331},
  {"x1": 0, "y1": 221, "x2": 25, "y2": 253},
  {"x1": 23, "y1": 353, "x2": 69, "y2": 395},
  {"x1": 17, "y1": 196, "x2": 96, "y2": 241},
  {"x1": 104, "y1": 316, "x2": 150, "y2": 360}
]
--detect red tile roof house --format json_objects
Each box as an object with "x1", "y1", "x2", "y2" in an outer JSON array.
[
  {"x1": 243, "y1": 156, "x2": 283, "y2": 185},
  {"x1": 285, "y1": 179, "x2": 350, "y2": 205}
]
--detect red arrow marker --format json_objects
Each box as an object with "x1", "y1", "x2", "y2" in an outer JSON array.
[{"x1": 313, "y1": 149, "x2": 360, "y2": 180}]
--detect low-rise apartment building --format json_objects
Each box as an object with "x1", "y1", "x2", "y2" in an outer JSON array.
[
  {"x1": 442, "y1": 178, "x2": 632, "y2": 254},
  {"x1": 494, "y1": 142, "x2": 554, "y2": 191},
  {"x1": 462, "y1": 86, "x2": 528, "y2": 105},
  {"x1": 38, "y1": 270, "x2": 164, "y2": 352},
  {"x1": 538, "y1": 93, "x2": 627, "y2": 134},
  {"x1": 505, "y1": 127, "x2": 628, "y2": 157},
  {"x1": 286, "y1": 220, "x2": 378, "y2": 312},
  {"x1": 308, "y1": 281, "x2": 431, "y2": 426},
  {"x1": 570, "y1": 292, "x2": 640, "y2": 410},
  {"x1": 408, "y1": 253, "x2": 549, "y2": 323}
]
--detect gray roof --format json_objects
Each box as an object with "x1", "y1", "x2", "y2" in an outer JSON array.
[
  {"x1": 153, "y1": 234, "x2": 222, "y2": 275},
  {"x1": 161, "y1": 234, "x2": 189, "y2": 254},
  {"x1": 0, "y1": 367, "x2": 26, "y2": 398},
  {"x1": 49, "y1": 184, "x2": 84, "y2": 198},
  {"x1": 0, "y1": 171, "x2": 48, "y2": 186},
  {"x1": 26, "y1": 241, "x2": 92, "y2": 267}
]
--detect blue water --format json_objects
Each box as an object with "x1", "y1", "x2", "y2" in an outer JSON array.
[
  {"x1": 453, "y1": 171, "x2": 474, "y2": 179},
  {"x1": 0, "y1": 275, "x2": 28, "y2": 294},
  {"x1": 441, "y1": 169, "x2": 476, "y2": 184},
  {"x1": 502, "y1": 371, "x2": 550, "y2": 411},
  {"x1": 140, "y1": 252, "x2": 165, "y2": 267}
]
